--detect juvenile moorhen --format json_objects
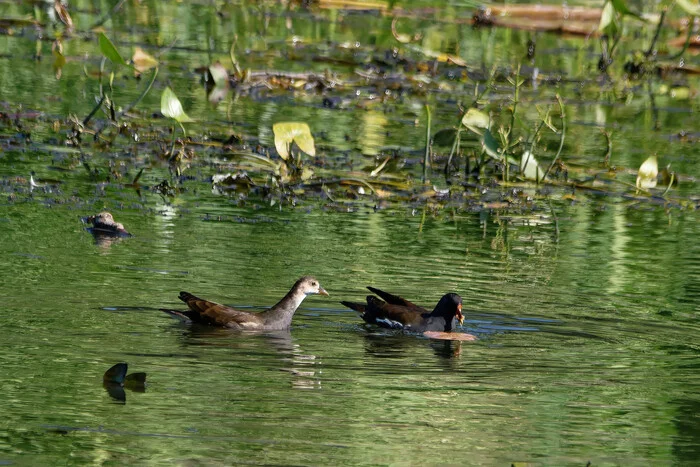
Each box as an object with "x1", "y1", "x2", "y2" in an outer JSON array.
[
  {"x1": 83, "y1": 212, "x2": 131, "y2": 237},
  {"x1": 341, "y1": 286, "x2": 464, "y2": 333},
  {"x1": 162, "y1": 276, "x2": 329, "y2": 330}
]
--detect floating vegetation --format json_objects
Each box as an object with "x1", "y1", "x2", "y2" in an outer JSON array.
[{"x1": 0, "y1": 1, "x2": 698, "y2": 218}]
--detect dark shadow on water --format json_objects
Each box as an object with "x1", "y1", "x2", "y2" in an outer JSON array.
[
  {"x1": 672, "y1": 398, "x2": 700, "y2": 464},
  {"x1": 102, "y1": 363, "x2": 147, "y2": 404}
]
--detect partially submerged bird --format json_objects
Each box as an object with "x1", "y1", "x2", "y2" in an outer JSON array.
[
  {"x1": 103, "y1": 362, "x2": 146, "y2": 403},
  {"x1": 162, "y1": 276, "x2": 329, "y2": 331},
  {"x1": 83, "y1": 212, "x2": 131, "y2": 237},
  {"x1": 341, "y1": 287, "x2": 464, "y2": 333}
]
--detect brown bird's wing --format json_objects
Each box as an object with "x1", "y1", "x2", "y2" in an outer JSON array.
[
  {"x1": 366, "y1": 287, "x2": 425, "y2": 312},
  {"x1": 178, "y1": 292, "x2": 265, "y2": 329}
]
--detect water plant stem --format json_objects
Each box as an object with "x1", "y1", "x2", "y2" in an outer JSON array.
[
  {"x1": 423, "y1": 104, "x2": 431, "y2": 183},
  {"x1": 543, "y1": 94, "x2": 566, "y2": 180},
  {"x1": 119, "y1": 67, "x2": 158, "y2": 118}
]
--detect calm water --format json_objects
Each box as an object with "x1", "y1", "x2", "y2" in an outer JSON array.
[{"x1": 1, "y1": 0, "x2": 700, "y2": 465}]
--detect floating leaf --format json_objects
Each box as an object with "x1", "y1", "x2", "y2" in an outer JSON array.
[
  {"x1": 677, "y1": 0, "x2": 700, "y2": 16},
  {"x1": 636, "y1": 155, "x2": 658, "y2": 189},
  {"x1": 272, "y1": 122, "x2": 316, "y2": 160},
  {"x1": 98, "y1": 33, "x2": 127, "y2": 66},
  {"x1": 520, "y1": 150, "x2": 546, "y2": 181},
  {"x1": 160, "y1": 87, "x2": 194, "y2": 123},
  {"x1": 132, "y1": 47, "x2": 158, "y2": 73},
  {"x1": 461, "y1": 108, "x2": 490, "y2": 132}
]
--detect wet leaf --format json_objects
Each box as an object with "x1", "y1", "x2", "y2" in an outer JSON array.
[
  {"x1": 520, "y1": 150, "x2": 546, "y2": 181},
  {"x1": 636, "y1": 155, "x2": 658, "y2": 189},
  {"x1": 676, "y1": 0, "x2": 700, "y2": 16},
  {"x1": 98, "y1": 33, "x2": 127, "y2": 66},
  {"x1": 132, "y1": 47, "x2": 158, "y2": 73},
  {"x1": 161, "y1": 87, "x2": 193, "y2": 123},
  {"x1": 273, "y1": 122, "x2": 316, "y2": 160},
  {"x1": 461, "y1": 108, "x2": 490, "y2": 132}
]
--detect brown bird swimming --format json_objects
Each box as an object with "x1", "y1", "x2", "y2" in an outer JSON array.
[
  {"x1": 341, "y1": 287, "x2": 463, "y2": 333},
  {"x1": 83, "y1": 212, "x2": 131, "y2": 237},
  {"x1": 162, "y1": 276, "x2": 329, "y2": 331}
]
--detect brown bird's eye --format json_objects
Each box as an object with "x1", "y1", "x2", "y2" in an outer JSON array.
[{"x1": 312, "y1": 281, "x2": 317, "y2": 286}]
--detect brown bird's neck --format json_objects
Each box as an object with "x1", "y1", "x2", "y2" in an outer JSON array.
[{"x1": 259, "y1": 287, "x2": 307, "y2": 328}]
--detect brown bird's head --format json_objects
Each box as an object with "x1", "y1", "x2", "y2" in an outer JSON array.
[{"x1": 294, "y1": 276, "x2": 329, "y2": 297}]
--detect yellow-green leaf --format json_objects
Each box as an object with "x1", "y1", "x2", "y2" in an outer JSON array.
[
  {"x1": 599, "y1": 1, "x2": 616, "y2": 32},
  {"x1": 272, "y1": 122, "x2": 316, "y2": 160},
  {"x1": 161, "y1": 87, "x2": 194, "y2": 123},
  {"x1": 461, "y1": 108, "x2": 490, "y2": 132},
  {"x1": 98, "y1": 33, "x2": 127, "y2": 66},
  {"x1": 677, "y1": 0, "x2": 700, "y2": 16}
]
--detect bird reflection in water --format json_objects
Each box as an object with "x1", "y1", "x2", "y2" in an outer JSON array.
[{"x1": 175, "y1": 327, "x2": 322, "y2": 390}]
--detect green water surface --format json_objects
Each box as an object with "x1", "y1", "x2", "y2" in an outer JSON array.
[{"x1": 1, "y1": 1, "x2": 699, "y2": 465}]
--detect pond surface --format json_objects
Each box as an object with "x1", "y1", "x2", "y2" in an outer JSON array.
[{"x1": 1, "y1": 0, "x2": 700, "y2": 465}]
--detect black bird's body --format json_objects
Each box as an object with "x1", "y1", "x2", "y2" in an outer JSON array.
[{"x1": 341, "y1": 287, "x2": 463, "y2": 333}]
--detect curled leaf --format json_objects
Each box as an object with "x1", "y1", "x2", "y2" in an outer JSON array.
[
  {"x1": 461, "y1": 108, "x2": 490, "y2": 132},
  {"x1": 272, "y1": 122, "x2": 316, "y2": 160},
  {"x1": 636, "y1": 155, "x2": 658, "y2": 189}
]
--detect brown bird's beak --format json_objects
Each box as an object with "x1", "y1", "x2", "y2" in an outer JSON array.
[
  {"x1": 318, "y1": 286, "x2": 329, "y2": 296},
  {"x1": 456, "y1": 303, "x2": 464, "y2": 325}
]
